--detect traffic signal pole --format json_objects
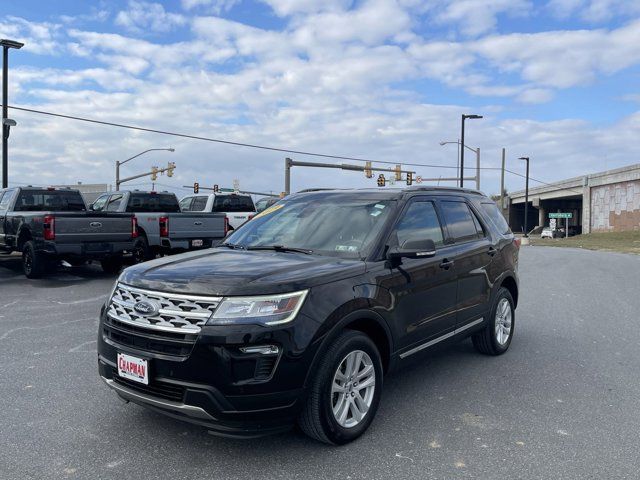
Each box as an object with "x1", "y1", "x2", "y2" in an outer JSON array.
[{"x1": 284, "y1": 157, "x2": 416, "y2": 195}]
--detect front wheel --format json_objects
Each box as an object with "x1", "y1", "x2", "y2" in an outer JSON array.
[
  {"x1": 472, "y1": 287, "x2": 515, "y2": 355},
  {"x1": 298, "y1": 330, "x2": 383, "y2": 445}
]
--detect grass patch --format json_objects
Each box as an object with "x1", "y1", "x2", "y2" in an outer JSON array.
[{"x1": 529, "y1": 230, "x2": 640, "y2": 254}]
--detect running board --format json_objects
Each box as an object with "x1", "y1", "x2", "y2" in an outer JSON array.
[{"x1": 399, "y1": 317, "x2": 484, "y2": 359}]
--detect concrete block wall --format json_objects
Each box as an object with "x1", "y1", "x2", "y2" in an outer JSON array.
[{"x1": 590, "y1": 179, "x2": 640, "y2": 232}]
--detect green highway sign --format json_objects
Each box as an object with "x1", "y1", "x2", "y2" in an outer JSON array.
[{"x1": 549, "y1": 212, "x2": 572, "y2": 219}]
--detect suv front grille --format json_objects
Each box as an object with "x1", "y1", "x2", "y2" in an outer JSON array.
[{"x1": 107, "y1": 283, "x2": 221, "y2": 334}]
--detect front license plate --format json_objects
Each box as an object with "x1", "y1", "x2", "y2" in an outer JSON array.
[
  {"x1": 192, "y1": 239, "x2": 203, "y2": 247},
  {"x1": 117, "y1": 352, "x2": 148, "y2": 385}
]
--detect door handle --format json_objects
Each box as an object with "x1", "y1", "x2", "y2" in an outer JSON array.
[
  {"x1": 487, "y1": 247, "x2": 497, "y2": 257},
  {"x1": 439, "y1": 259, "x2": 454, "y2": 270}
]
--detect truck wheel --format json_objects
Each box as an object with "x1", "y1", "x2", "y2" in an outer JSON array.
[
  {"x1": 100, "y1": 257, "x2": 123, "y2": 275},
  {"x1": 133, "y1": 237, "x2": 152, "y2": 263},
  {"x1": 22, "y1": 241, "x2": 46, "y2": 279},
  {"x1": 472, "y1": 287, "x2": 515, "y2": 356},
  {"x1": 298, "y1": 330, "x2": 383, "y2": 445}
]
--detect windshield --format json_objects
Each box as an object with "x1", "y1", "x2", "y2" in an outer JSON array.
[{"x1": 225, "y1": 195, "x2": 394, "y2": 258}]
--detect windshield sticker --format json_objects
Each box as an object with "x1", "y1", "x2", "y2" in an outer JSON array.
[
  {"x1": 374, "y1": 204, "x2": 385, "y2": 209},
  {"x1": 252, "y1": 203, "x2": 284, "y2": 220},
  {"x1": 370, "y1": 210, "x2": 382, "y2": 217}
]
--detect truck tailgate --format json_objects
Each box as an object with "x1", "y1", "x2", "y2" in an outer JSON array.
[
  {"x1": 54, "y1": 213, "x2": 134, "y2": 244},
  {"x1": 167, "y1": 213, "x2": 226, "y2": 239}
]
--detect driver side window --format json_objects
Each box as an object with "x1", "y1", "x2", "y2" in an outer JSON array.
[{"x1": 395, "y1": 201, "x2": 444, "y2": 247}]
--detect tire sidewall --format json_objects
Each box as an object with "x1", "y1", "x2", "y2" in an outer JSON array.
[
  {"x1": 317, "y1": 333, "x2": 383, "y2": 445},
  {"x1": 489, "y1": 288, "x2": 515, "y2": 354},
  {"x1": 133, "y1": 237, "x2": 150, "y2": 263},
  {"x1": 22, "y1": 241, "x2": 41, "y2": 278}
]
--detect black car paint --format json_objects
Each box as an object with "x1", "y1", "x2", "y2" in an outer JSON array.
[{"x1": 98, "y1": 188, "x2": 519, "y2": 436}]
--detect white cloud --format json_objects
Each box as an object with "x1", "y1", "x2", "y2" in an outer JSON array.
[
  {"x1": 547, "y1": 0, "x2": 640, "y2": 22},
  {"x1": 181, "y1": 0, "x2": 242, "y2": 14},
  {"x1": 517, "y1": 88, "x2": 555, "y2": 104},
  {"x1": 115, "y1": 1, "x2": 187, "y2": 34},
  {"x1": 260, "y1": 0, "x2": 352, "y2": 16}
]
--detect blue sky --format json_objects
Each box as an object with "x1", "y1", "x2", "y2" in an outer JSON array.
[{"x1": 2, "y1": 0, "x2": 640, "y2": 195}]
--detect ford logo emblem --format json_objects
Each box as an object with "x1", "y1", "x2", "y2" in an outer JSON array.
[
  {"x1": 89, "y1": 222, "x2": 102, "y2": 228},
  {"x1": 133, "y1": 300, "x2": 159, "y2": 317}
]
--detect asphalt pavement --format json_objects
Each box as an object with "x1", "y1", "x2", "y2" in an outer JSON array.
[{"x1": 1, "y1": 247, "x2": 639, "y2": 479}]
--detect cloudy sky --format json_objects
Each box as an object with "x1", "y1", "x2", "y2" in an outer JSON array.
[{"x1": 2, "y1": 0, "x2": 640, "y2": 197}]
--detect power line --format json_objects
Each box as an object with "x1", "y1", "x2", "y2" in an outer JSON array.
[{"x1": 6, "y1": 104, "x2": 569, "y2": 190}]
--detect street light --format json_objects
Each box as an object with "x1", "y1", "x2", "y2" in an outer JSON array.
[
  {"x1": 460, "y1": 114, "x2": 482, "y2": 187},
  {"x1": 2, "y1": 38, "x2": 24, "y2": 189},
  {"x1": 518, "y1": 156, "x2": 530, "y2": 237},
  {"x1": 440, "y1": 140, "x2": 481, "y2": 188},
  {"x1": 116, "y1": 148, "x2": 175, "y2": 190}
]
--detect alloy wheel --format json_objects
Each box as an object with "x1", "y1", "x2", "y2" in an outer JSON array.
[
  {"x1": 331, "y1": 350, "x2": 376, "y2": 428},
  {"x1": 495, "y1": 297, "x2": 512, "y2": 346}
]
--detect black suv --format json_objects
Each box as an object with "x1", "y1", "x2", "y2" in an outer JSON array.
[{"x1": 98, "y1": 187, "x2": 519, "y2": 444}]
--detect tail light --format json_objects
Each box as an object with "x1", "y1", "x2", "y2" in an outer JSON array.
[
  {"x1": 224, "y1": 216, "x2": 230, "y2": 235},
  {"x1": 159, "y1": 216, "x2": 169, "y2": 237},
  {"x1": 132, "y1": 216, "x2": 139, "y2": 239},
  {"x1": 43, "y1": 215, "x2": 55, "y2": 240}
]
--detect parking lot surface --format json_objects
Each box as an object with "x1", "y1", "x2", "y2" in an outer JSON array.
[{"x1": 1, "y1": 247, "x2": 640, "y2": 479}]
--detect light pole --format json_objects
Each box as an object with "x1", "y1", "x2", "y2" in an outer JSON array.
[
  {"x1": 2, "y1": 38, "x2": 24, "y2": 189},
  {"x1": 518, "y1": 156, "x2": 530, "y2": 237},
  {"x1": 116, "y1": 148, "x2": 174, "y2": 190},
  {"x1": 460, "y1": 114, "x2": 482, "y2": 187},
  {"x1": 440, "y1": 140, "x2": 481, "y2": 189}
]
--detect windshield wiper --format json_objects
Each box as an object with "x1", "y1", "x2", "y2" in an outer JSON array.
[
  {"x1": 219, "y1": 242, "x2": 246, "y2": 250},
  {"x1": 246, "y1": 245, "x2": 313, "y2": 255}
]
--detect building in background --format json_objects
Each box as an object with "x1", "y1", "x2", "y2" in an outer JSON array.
[
  {"x1": 51, "y1": 183, "x2": 110, "y2": 205},
  {"x1": 507, "y1": 163, "x2": 640, "y2": 234}
]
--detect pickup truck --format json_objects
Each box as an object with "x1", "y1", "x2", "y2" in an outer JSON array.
[
  {"x1": 0, "y1": 187, "x2": 136, "y2": 278},
  {"x1": 179, "y1": 192, "x2": 256, "y2": 230},
  {"x1": 90, "y1": 190, "x2": 227, "y2": 262}
]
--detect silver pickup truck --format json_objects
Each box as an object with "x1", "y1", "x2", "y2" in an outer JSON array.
[
  {"x1": 90, "y1": 191, "x2": 227, "y2": 262},
  {"x1": 0, "y1": 187, "x2": 136, "y2": 277}
]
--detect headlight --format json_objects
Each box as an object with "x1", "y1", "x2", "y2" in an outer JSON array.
[{"x1": 207, "y1": 290, "x2": 309, "y2": 326}]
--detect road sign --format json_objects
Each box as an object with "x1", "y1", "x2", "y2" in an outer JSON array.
[{"x1": 549, "y1": 212, "x2": 572, "y2": 219}]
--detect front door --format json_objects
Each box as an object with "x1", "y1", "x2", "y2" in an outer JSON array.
[{"x1": 379, "y1": 198, "x2": 459, "y2": 352}]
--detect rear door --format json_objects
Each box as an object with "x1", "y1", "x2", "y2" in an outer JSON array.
[
  {"x1": 380, "y1": 197, "x2": 459, "y2": 352},
  {"x1": 438, "y1": 198, "x2": 493, "y2": 328}
]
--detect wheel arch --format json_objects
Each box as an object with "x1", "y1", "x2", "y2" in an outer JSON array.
[
  {"x1": 17, "y1": 227, "x2": 32, "y2": 250},
  {"x1": 499, "y1": 274, "x2": 518, "y2": 308}
]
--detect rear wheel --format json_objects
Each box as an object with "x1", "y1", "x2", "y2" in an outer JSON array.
[
  {"x1": 100, "y1": 257, "x2": 123, "y2": 275},
  {"x1": 132, "y1": 236, "x2": 152, "y2": 263},
  {"x1": 22, "y1": 241, "x2": 46, "y2": 279},
  {"x1": 298, "y1": 330, "x2": 383, "y2": 445},
  {"x1": 472, "y1": 287, "x2": 515, "y2": 355}
]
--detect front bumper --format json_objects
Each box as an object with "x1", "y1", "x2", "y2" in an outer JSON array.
[{"x1": 97, "y1": 308, "x2": 319, "y2": 437}]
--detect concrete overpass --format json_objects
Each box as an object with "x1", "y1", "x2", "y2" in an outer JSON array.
[{"x1": 506, "y1": 163, "x2": 640, "y2": 234}]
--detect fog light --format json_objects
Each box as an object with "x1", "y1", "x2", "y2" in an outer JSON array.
[{"x1": 239, "y1": 345, "x2": 279, "y2": 355}]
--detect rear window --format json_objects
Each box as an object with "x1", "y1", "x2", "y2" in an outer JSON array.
[
  {"x1": 126, "y1": 193, "x2": 180, "y2": 213},
  {"x1": 14, "y1": 190, "x2": 86, "y2": 212},
  {"x1": 480, "y1": 202, "x2": 511, "y2": 235},
  {"x1": 212, "y1": 195, "x2": 255, "y2": 213},
  {"x1": 189, "y1": 196, "x2": 208, "y2": 212},
  {"x1": 440, "y1": 201, "x2": 482, "y2": 242}
]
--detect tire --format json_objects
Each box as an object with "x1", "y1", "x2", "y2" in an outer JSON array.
[
  {"x1": 472, "y1": 287, "x2": 515, "y2": 355},
  {"x1": 298, "y1": 330, "x2": 383, "y2": 445},
  {"x1": 22, "y1": 241, "x2": 46, "y2": 279},
  {"x1": 100, "y1": 257, "x2": 123, "y2": 275},
  {"x1": 132, "y1": 236, "x2": 152, "y2": 263}
]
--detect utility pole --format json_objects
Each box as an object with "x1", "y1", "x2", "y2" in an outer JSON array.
[
  {"x1": 116, "y1": 148, "x2": 174, "y2": 190},
  {"x1": 519, "y1": 156, "x2": 530, "y2": 237},
  {"x1": 285, "y1": 157, "x2": 293, "y2": 195},
  {"x1": 500, "y1": 148, "x2": 506, "y2": 211},
  {"x1": 460, "y1": 114, "x2": 482, "y2": 187},
  {"x1": 1, "y1": 39, "x2": 24, "y2": 189},
  {"x1": 475, "y1": 147, "x2": 480, "y2": 190}
]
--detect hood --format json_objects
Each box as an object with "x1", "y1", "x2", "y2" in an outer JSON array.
[{"x1": 118, "y1": 248, "x2": 366, "y2": 296}]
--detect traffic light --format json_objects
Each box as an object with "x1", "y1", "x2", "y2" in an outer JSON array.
[
  {"x1": 151, "y1": 166, "x2": 159, "y2": 181},
  {"x1": 364, "y1": 161, "x2": 373, "y2": 179},
  {"x1": 167, "y1": 162, "x2": 176, "y2": 177},
  {"x1": 406, "y1": 171, "x2": 413, "y2": 185},
  {"x1": 194, "y1": 182, "x2": 199, "y2": 194},
  {"x1": 377, "y1": 174, "x2": 386, "y2": 187},
  {"x1": 395, "y1": 164, "x2": 401, "y2": 181},
  {"x1": 213, "y1": 184, "x2": 219, "y2": 193}
]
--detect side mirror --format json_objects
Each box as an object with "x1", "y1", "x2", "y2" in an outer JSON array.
[{"x1": 387, "y1": 238, "x2": 437, "y2": 260}]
